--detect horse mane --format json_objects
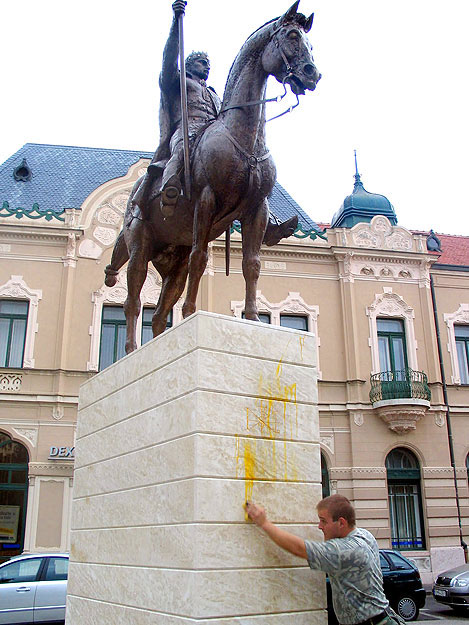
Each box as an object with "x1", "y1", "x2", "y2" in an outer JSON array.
[{"x1": 223, "y1": 12, "x2": 309, "y2": 105}]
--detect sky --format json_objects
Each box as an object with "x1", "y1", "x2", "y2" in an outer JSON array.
[{"x1": 2, "y1": 0, "x2": 468, "y2": 234}]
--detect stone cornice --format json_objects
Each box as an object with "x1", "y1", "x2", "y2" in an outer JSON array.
[
  {"x1": 330, "y1": 467, "x2": 387, "y2": 476},
  {"x1": 211, "y1": 241, "x2": 334, "y2": 262},
  {"x1": 29, "y1": 462, "x2": 74, "y2": 477},
  {"x1": 0, "y1": 226, "x2": 83, "y2": 244},
  {"x1": 332, "y1": 247, "x2": 436, "y2": 264}
]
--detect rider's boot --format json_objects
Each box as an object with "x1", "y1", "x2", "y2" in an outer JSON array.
[
  {"x1": 160, "y1": 174, "x2": 182, "y2": 218},
  {"x1": 263, "y1": 215, "x2": 298, "y2": 246}
]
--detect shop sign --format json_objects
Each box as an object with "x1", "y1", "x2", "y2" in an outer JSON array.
[
  {"x1": 0, "y1": 505, "x2": 20, "y2": 543},
  {"x1": 49, "y1": 446, "x2": 75, "y2": 460}
]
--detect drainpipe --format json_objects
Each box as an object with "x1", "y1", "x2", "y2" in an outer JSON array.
[{"x1": 430, "y1": 275, "x2": 468, "y2": 561}]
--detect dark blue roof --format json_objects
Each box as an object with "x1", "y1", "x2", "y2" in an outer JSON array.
[
  {"x1": 1, "y1": 143, "x2": 318, "y2": 230},
  {"x1": 331, "y1": 173, "x2": 397, "y2": 229},
  {"x1": 0, "y1": 143, "x2": 152, "y2": 214}
]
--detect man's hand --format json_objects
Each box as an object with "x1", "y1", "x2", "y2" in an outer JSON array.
[
  {"x1": 245, "y1": 501, "x2": 267, "y2": 526},
  {"x1": 172, "y1": 0, "x2": 187, "y2": 18},
  {"x1": 245, "y1": 501, "x2": 307, "y2": 559}
]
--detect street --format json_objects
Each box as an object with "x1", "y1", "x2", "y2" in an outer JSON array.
[{"x1": 419, "y1": 593, "x2": 468, "y2": 623}]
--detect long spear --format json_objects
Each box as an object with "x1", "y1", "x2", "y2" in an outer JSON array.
[{"x1": 177, "y1": 5, "x2": 191, "y2": 202}]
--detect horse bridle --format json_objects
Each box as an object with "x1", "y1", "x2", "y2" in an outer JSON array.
[{"x1": 219, "y1": 24, "x2": 303, "y2": 122}]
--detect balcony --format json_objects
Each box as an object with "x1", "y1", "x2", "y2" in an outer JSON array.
[{"x1": 370, "y1": 368, "x2": 431, "y2": 433}]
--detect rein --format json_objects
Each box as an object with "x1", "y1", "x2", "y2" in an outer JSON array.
[{"x1": 219, "y1": 25, "x2": 301, "y2": 123}]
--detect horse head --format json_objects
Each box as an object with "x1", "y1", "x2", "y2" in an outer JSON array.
[{"x1": 262, "y1": 0, "x2": 321, "y2": 95}]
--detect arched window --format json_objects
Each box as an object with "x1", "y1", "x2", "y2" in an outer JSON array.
[
  {"x1": 321, "y1": 453, "x2": 330, "y2": 499},
  {"x1": 386, "y1": 448, "x2": 425, "y2": 550},
  {"x1": 0, "y1": 433, "x2": 29, "y2": 562}
]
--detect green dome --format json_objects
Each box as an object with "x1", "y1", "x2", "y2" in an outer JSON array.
[{"x1": 331, "y1": 172, "x2": 397, "y2": 229}]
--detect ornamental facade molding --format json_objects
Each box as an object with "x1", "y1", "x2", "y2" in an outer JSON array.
[
  {"x1": 77, "y1": 159, "x2": 148, "y2": 260},
  {"x1": 231, "y1": 290, "x2": 321, "y2": 377},
  {"x1": 444, "y1": 303, "x2": 469, "y2": 384},
  {"x1": 330, "y1": 467, "x2": 387, "y2": 476},
  {"x1": 320, "y1": 434, "x2": 334, "y2": 455},
  {"x1": 87, "y1": 267, "x2": 183, "y2": 371},
  {"x1": 78, "y1": 188, "x2": 127, "y2": 260},
  {"x1": 351, "y1": 216, "x2": 414, "y2": 252},
  {"x1": 366, "y1": 288, "x2": 418, "y2": 372},
  {"x1": 0, "y1": 275, "x2": 42, "y2": 368},
  {"x1": 334, "y1": 249, "x2": 429, "y2": 286},
  {"x1": 0, "y1": 373, "x2": 23, "y2": 392},
  {"x1": 12, "y1": 427, "x2": 38, "y2": 448},
  {"x1": 28, "y1": 462, "x2": 74, "y2": 477}
]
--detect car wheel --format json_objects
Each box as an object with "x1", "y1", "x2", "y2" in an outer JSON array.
[{"x1": 396, "y1": 596, "x2": 419, "y2": 621}]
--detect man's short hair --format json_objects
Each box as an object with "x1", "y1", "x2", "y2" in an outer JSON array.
[
  {"x1": 186, "y1": 51, "x2": 209, "y2": 70},
  {"x1": 317, "y1": 494, "x2": 356, "y2": 526}
]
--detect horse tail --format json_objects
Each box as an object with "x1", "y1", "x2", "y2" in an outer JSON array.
[{"x1": 105, "y1": 230, "x2": 129, "y2": 286}]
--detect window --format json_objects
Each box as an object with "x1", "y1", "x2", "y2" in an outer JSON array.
[
  {"x1": 280, "y1": 315, "x2": 308, "y2": 331},
  {"x1": 377, "y1": 318, "x2": 407, "y2": 377},
  {"x1": 386, "y1": 448, "x2": 425, "y2": 550},
  {"x1": 0, "y1": 433, "x2": 29, "y2": 560},
  {"x1": 0, "y1": 301, "x2": 29, "y2": 368},
  {"x1": 44, "y1": 556, "x2": 68, "y2": 581},
  {"x1": 466, "y1": 454, "x2": 469, "y2": 483},
  {"x1": 242, "y1": 312, "x2": 271, "y2": 324},
  {"x1": 366, "y1": 290, "x2": 418, "y2": 375},
  {"x1": 0, "y1": 557, "x2": 42, "y2": 583},
  {"x1": 99, "y1": 306, "x2": 127, "y2": 370},
  {"x1": 379, "y1": 552, "x2": 390, "y2": 571},
  {"x1": 141, "y1": 308, "x2": 173, "y2": 345},
  {"x1": 455, "y1": 325, "x2": 469, "y2": 384},
  {"x1": 321, "y1": 453, "x2": 330, "y2": 499}
]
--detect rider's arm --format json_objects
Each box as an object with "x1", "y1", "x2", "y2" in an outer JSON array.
[
  {"x1": 160, "y1": 0, "x2": 186, "y2": 90},
  {"x1": 246, "y1": 502, "x2": 308, "y2": 560}
]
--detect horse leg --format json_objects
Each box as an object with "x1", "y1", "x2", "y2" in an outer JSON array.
[
  {"x1": 182, "y1": 186, "x2": 215, "y2": 318},
  {"x1": 124, "y1": 241, "x2": 151, "y2": 354},
  {"x1": 105, "y1": 230, "x2": 129, "y2": 286},
  {"x1": 241, "y1": 198, "x2": 269, "y2": 321},
  {"x1": 151, "y1": 247, "x2": 190, "y2": 337}
]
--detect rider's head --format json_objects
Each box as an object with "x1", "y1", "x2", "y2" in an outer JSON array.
[{"x1": 186, "y1": 51, "x2": 210, "y2": 81}]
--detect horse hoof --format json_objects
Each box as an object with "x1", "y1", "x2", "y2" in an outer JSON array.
[
  {"x1": 104, "y1": 265, "x2": 118, "y2": 287},
  {"x1": 182, "y1": 304, "x2": 196, "y2": 318}
]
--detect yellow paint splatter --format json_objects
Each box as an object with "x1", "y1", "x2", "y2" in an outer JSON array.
[
  {"x1": 298, "y1": 335, "x2": 305, "y2": 361},
  {"x1": 238, "y1": 349, "x2": 301, "y2": 518}
]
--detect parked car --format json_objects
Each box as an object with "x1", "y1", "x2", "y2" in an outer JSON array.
[
  {"x1": 328, "y1": 549, "x2": 426, "y2": 624},
  {"x1": 0, "y1": 552, "x2": 68, "y2": 624},
  {"x1": 432, "y1": 563, "x2": 469, "y2": 613}
]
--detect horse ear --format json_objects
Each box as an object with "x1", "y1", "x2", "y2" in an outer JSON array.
[
  {"x1": 305, "y1": 13, "x2": 314, "y2": 33},
  {"x1": 304, "y1": 12, "x2": 314, "y2": 32},
  {"x1": 283, "y1": 1, "x2": 300, "y2": 21}
]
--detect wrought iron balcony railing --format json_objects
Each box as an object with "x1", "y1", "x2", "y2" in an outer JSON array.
[{"x1": 370, "y1": 368, "x2": 431, "y2": 404}]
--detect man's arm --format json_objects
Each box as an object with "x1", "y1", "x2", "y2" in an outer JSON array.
[
  {"x1": 246, "y1": 502, "x2": 307, "y2": 560},
  {"x1": 160, "y1": 0, "x2": 187, "y2": 90}
]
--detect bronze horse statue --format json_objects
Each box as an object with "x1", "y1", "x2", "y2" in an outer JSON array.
[{"x1": 105, "y1": 1, "x2": 321, "y2": 353}]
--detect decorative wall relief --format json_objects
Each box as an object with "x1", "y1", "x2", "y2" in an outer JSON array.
[
  {"x1": 0, "y1": 373, "x2": 23, "y2": 392},
  {"x1": 352, "y1": 216, "x2": 415, "y2": 252},
  {"x1": 12, "y1": 427, "x2": 38, "y2": 448}
]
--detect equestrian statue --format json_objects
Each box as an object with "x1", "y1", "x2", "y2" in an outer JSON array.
[{"x1": 105, "y1": 0, "x2": 321, "y2": 353}]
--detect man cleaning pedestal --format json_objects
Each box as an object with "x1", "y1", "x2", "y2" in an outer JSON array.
[{"x1": 246, "y1": 494, "x2": 404, "y2": 625}]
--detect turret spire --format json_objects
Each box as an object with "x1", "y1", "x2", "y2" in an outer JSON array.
[{"x1": 354, "y1": 150, "x2": 363, "y2": 188}]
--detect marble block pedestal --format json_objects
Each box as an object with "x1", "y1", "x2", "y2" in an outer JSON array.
[{"x1": 66, "y1": 311, "x2": 325, "y2": 624}]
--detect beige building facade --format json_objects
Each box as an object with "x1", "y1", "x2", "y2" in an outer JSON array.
[{"x1": 0, "y1": 144, "x2": 468, "y2": 583}]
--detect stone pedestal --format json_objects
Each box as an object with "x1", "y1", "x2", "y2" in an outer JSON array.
[{"x1": 66, "y1": 312, "x2": 324, "y2": 624}]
